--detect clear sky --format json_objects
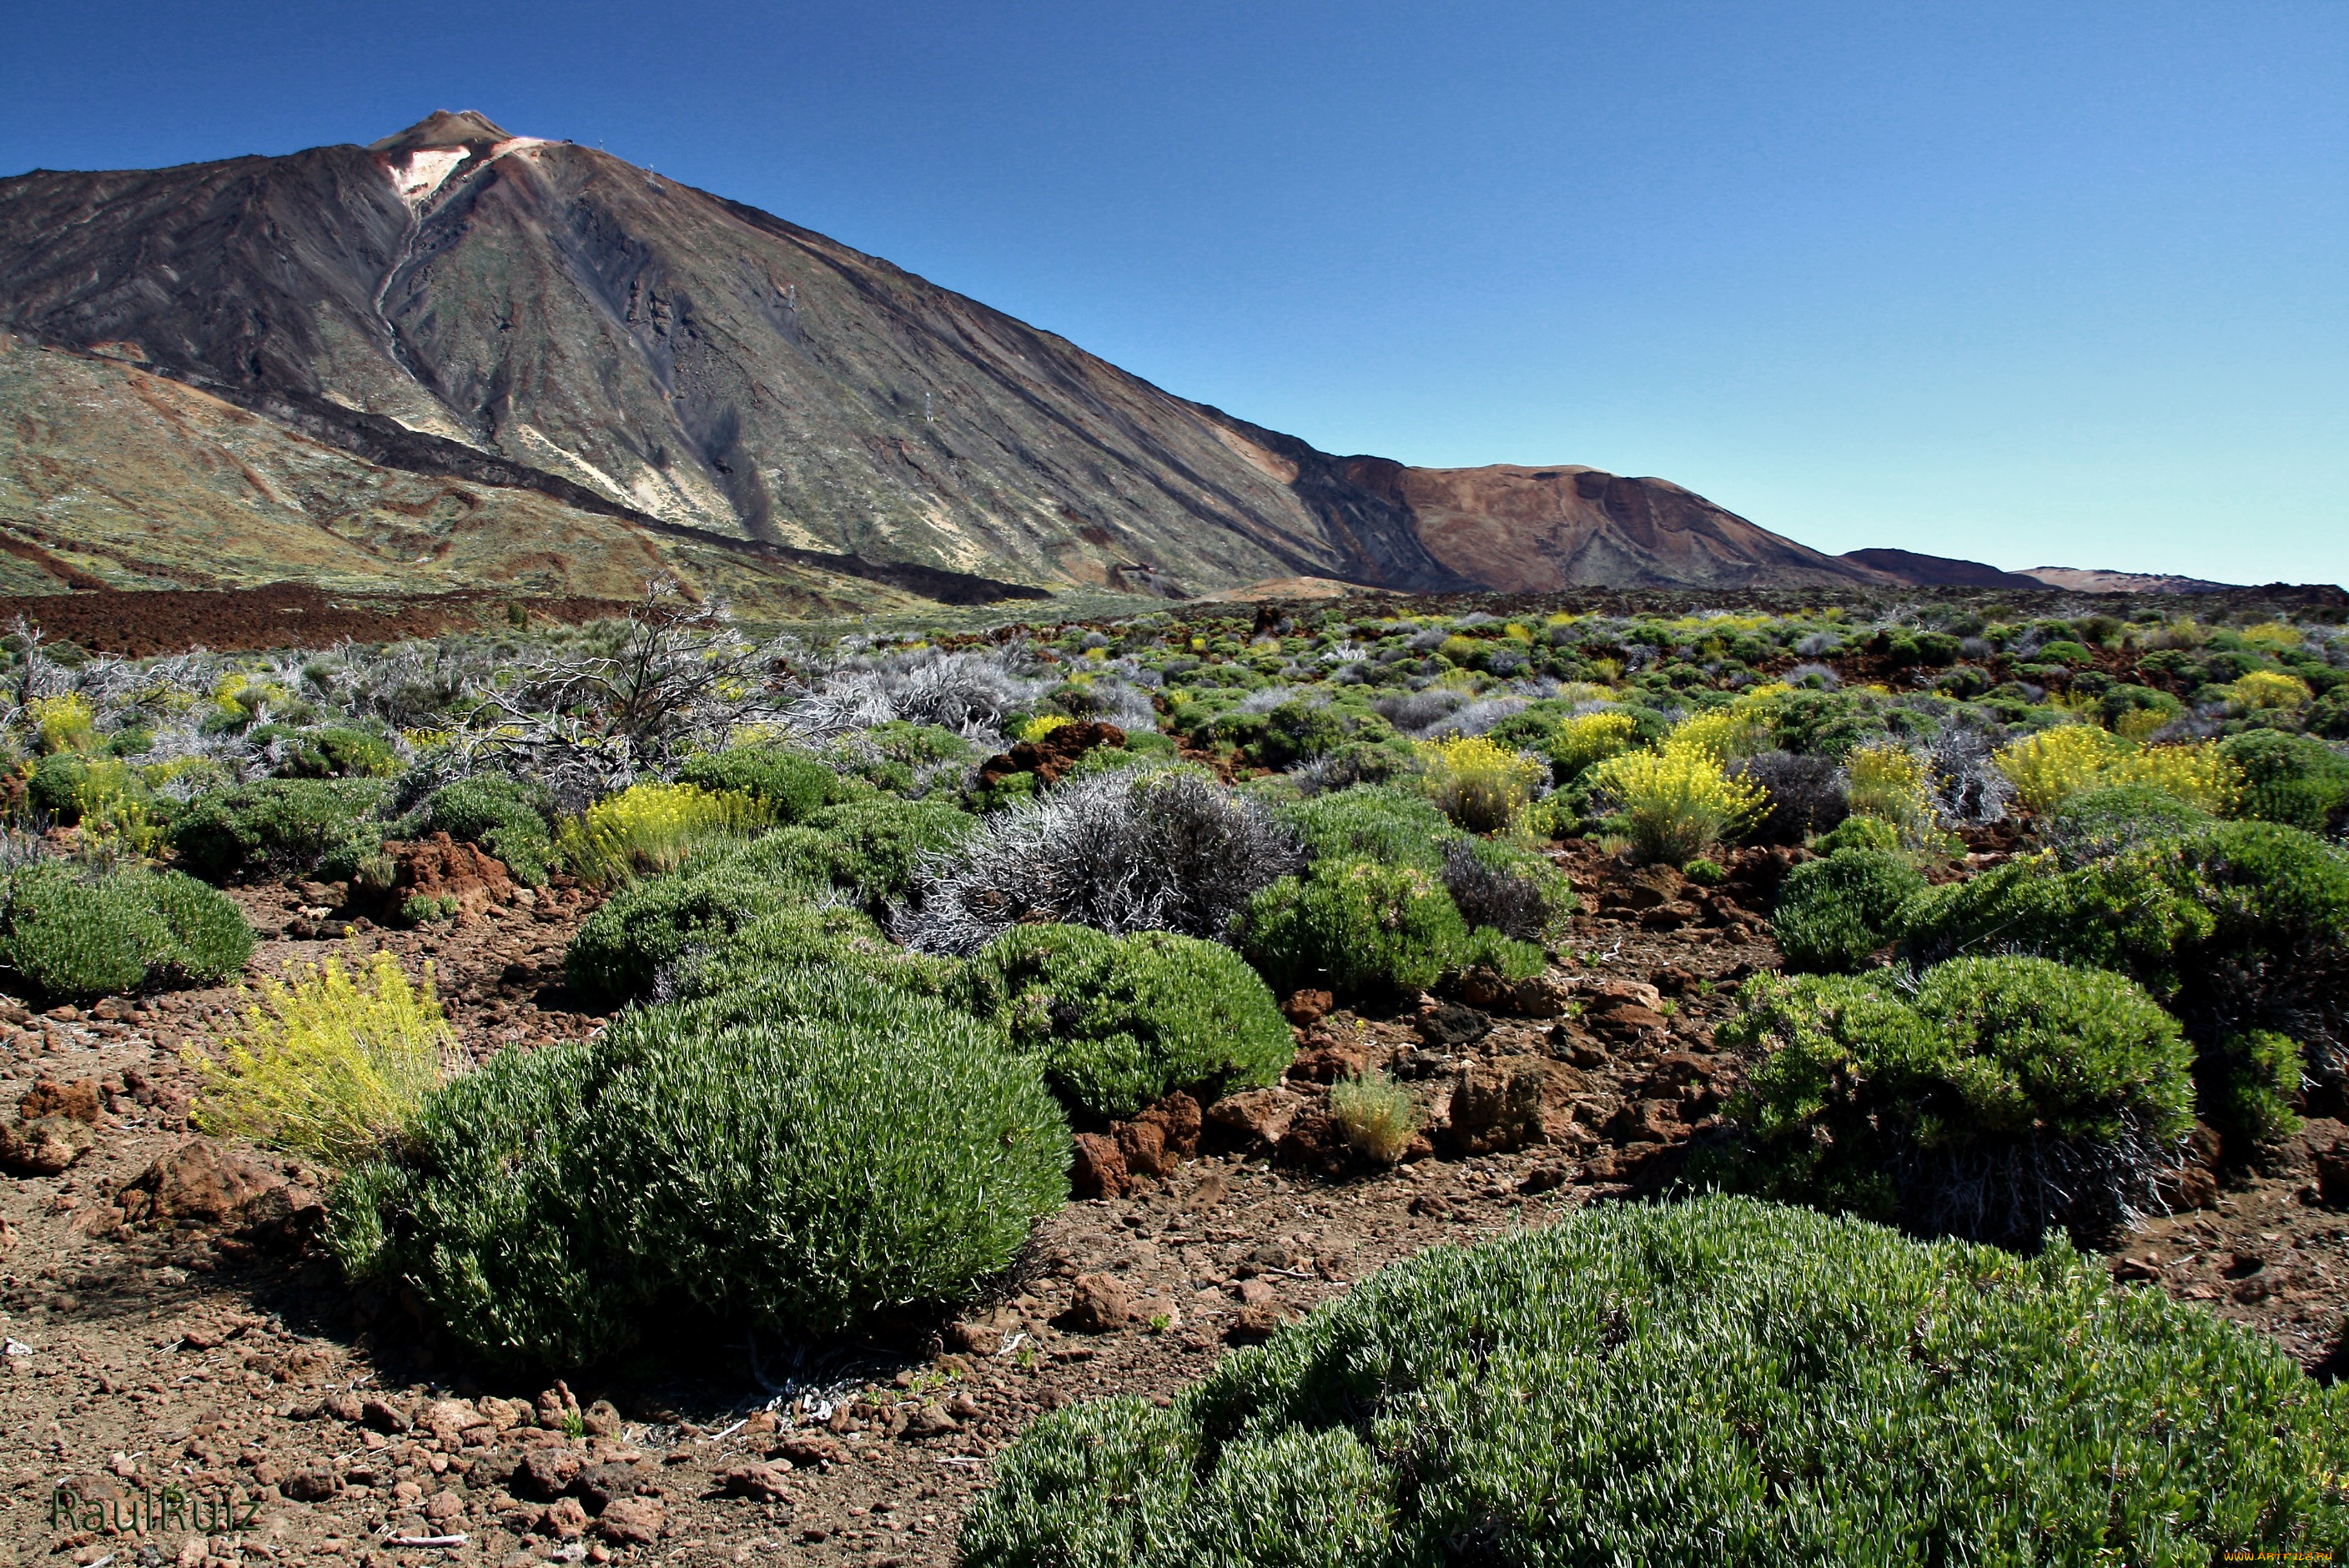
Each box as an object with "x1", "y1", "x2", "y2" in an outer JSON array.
[{"x1": 4, "y1": 2, "x2": 2343, "y2": 585}]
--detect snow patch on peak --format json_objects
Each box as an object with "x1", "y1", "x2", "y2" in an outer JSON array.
[{"x1": 387, "y1": 146, "x2": 467, "y2": 209}]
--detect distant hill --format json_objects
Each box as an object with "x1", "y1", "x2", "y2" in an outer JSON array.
[
  {"x1": 1838, "y1": 548, "x2": 2045, "y2": 590},
  {"x1": 0, "y1": 111, "x2": 1884, "y2": 605}
]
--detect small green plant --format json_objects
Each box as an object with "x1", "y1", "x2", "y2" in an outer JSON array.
[
  {"x1": 186, "y1": 950, "x2": 455, "y2": 1168},
  {"x1": 962, "y1": 1195, "x2": 2348, "y2": 1566},
  {"x1": 0, "y1": 864, "x2": 254, "y2": 998},
  {"x1": 169, "y1": 778, "x2": 390, "y2": 880},
  {"x1": 1681, "y1": 856, "x2": 1725, "y2": 887},
  {"x1": 1770, "y1": 848, "x2": 1926, "y2": 972},
  {"x1": 1275, "y1": 785, "x2": 1461, "y2": 873},
  {"x1": 1330, "y1": 1069, "x2": 1417, "y2": 1163},
  {"x1": 963, "y1": 924, "x2": 1293, "y2": 1119},
  {"x1": 2222, "y1": 729, "x2": 2349, "y2": 836},
  {"x1": 1718, "y1": 956, "x2": 2194, "y2": 1244},
  {"x1": 555, "y1": 781, "x2": 772, "y2": 887},
  {"x1": 675, "y1": 741, "x2": 843, "y2": 821},
  {"x1": 1238, "y1": 860, "x2": 1492, "y2": 996}
]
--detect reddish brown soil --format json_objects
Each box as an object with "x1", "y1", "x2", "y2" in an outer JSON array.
[
  {"x1": 1, "y1": 848, "x2": 2341, "y2": 1567},
  {"x1": 0, "y1": 585, "x2": 636, "y2": 657}
]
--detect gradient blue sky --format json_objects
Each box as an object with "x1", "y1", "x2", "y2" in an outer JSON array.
[{"x1": 5, "y1": 2, "x2": 2343, "y2": 585}]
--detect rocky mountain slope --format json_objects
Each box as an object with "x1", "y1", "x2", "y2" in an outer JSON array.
[{"x1": 0, "y1": 112, "x2": 1886, "y2": 604}]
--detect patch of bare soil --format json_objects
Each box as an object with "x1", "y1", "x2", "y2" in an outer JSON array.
[
  {"x1": 1, "y1": 846, "x2": 2341, "y2": 1567},
  {"x1": 0, "y1": 586, "x2": 637, "y2": 658}
]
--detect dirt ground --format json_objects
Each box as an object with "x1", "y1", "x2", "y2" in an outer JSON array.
[{"x1": 2, "y1": 845, "x2": 2342, "y2": 1566}]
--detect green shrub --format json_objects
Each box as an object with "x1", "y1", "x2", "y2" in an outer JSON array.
[
  {"x1": 2037, "y1": 783, "x2": 2211, "y2": 867},
  {"x1": 1897, "y1": 821, "x2": 2348, "y2": 1148},
  {"x1": 2221, "y1": 729, "x2": 2349, "y2": 835},
  {"x1": 563, "y1": 846, "x2": 814, "y2": 1005},
  {"x1": 564, "y1": 798, "x2": 973, "y2": 1003},
  {"x1": 169, "y1": 778, "x2": 390, "y2": 880},
  {"x1": 1718, "y1": 957, "x2": 2194, "y2": 1244},
  {"x1": 1237, "y1": 859, "x2": 1538, "y2": 996},
  {"x1": 330, "y1": 968, "x2": 1069, "y2": 1368},
  {"x1": 0, "y1": 864, "x2": 254, "y2": 998},
  {"x1": 1770, "y1": 848, "x2": 1926, "y2": 972},
  {"x1": 963, "y1": 924, "x2": 1293, "y2": 1119},
  {"x1": 732, "y1": 796, "x2": 974, "y2": 901},
  {"x1": 1274, "y1": 785, "x2": 1461, "y2": 873},
  {"x1": 675, "y1": 741, "x2": 842, "y2": 820},
  {"x1": 391, "y1": 776, "x2": 556, "y2": 886},
  {"x1": 1807, "y1": 812, "x2": 1902, "y2": 855},
  {"x1": 678, "y1": 901, "x2": 962, "y2": 1001},
  {"x1": 963, "y1": 1194, "x2": 2347, "y2": 1568},
  {"x1": 256, "y1": 725, "x2": 398, "y2": 779}
]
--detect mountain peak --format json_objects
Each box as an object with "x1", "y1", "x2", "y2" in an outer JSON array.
[{"x1": 369, "y1": 110, "x2": 516, "y2": 153}]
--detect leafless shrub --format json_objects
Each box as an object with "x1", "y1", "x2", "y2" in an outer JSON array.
[
  {"x1": 894, "y1": 766, "x2": 1300, "y2": 955},
  {"x1": 1731, "y1": 751, "x2": 1849, "y2": 844},
  {"x1": 783, "y1": 647, "x2": 1039, "y2": 742},
  {"x1": 1922, "y1": 718, "x2": 2015, "y2": 826},
  {"x1": 1440, "y1": 840, "x2": 1554, "y2": 941},
  {"x1": 1374, "y1": 688, "x2": 1465, "y2": 736},
  {"x1": 1894, "y1": 1113, "x2": 2181, "y2": 1250}
]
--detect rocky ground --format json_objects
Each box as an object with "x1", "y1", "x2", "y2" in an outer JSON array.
[{"x1": 1, "y1": 846, "x2": 2343, "y2": 1566}]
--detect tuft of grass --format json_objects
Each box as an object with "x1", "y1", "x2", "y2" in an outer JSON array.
[
  {"x1": 1330, "y1": 1069, "x2": 1417, "y2": 1163},
  {"x1": 553, "y1": 781, "x2": 772, "y2": 887},
  {"x1": 186, "y1": 949, "x2": 455, "y2": 1168}
]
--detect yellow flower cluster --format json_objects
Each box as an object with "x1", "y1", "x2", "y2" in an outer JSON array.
[
  {"x1": 1416, "y1": 736, "x2": 1547, "y2": 832},
  {"x1": 555, "y1": 781, "x2": 772, "y2": 887},
  {"x1": 1993, "y1": 726, "x2": 2242, "y2": 815},
  {"x1": 187, "y1": 951, "x2": 456, "y2": 1169}
]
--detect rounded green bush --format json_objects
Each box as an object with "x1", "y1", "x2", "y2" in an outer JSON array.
[
  {"x1": 1718, "y1": 956, "x2": 2194, "y2": 1244},
  {"x1": 963, "y1": 924, "x2": 1293, "y2": 1119},
  {"x1": 331, "y1": 969, "x2": 1069, "y2": 1368},
  {"x1": 2222, "y1": 729, "x2": 2349, "y2": 835},
  {"x1": 1807, "y1": 812, "x2": 1902, "y2": 856},
  {"x1": 564, "y1": 798, "x2": 972, "y2": 1004},
  {"x1": 169, "y1": 778, "x2": 389, "y2": 880},
  {"x1": 676, "y1": 742, "x2": 842, "y2": 821},
  {"x1": 679, "y1": 901, "x2": 962, "y2": 1001},
  {"x1": 0, "y1": 865, "x2": 254, "y2": 998},
  {"x1": 1897, "y1": 820, "x2": 2348, "y2": 1146},
  {"x1": 392, "y1": 775, "x2": 557, "y2": 886},
  {"x1": 1236, "y1": 860, "x2": 1476, "y2": 996},
  {"x1": 564, "y1": 851, "x2": 815, "y2": 1005},
  {"x1": 963, "y1": 1194, "x2": 2347, "y2": 1567},
  {"x1": 2038, "y1": 782, "x2": 2211, "y2": 867},
  {"x1": 1273, "y1": 785, "x2": 1461, "y2": 873},
  {"x1": 1770, "y1": 847, "x2": 1926, "y2": 972}
]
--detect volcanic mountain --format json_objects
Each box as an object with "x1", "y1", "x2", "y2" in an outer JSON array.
[{"x1": 0, "y1": 112, "x2": 1882, "y2": 604}]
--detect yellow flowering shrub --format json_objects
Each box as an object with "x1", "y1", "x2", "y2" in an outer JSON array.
[
  {"x1": 2106, "y1": 743, "x2": 2244, "y2": 815},
  {"x1": 28, "y1": 693, "x2": 95, "y2": 754},
  {"x1": 1666, "y1": 706, "x2": 1773, "y2": 765},
  {"x1": 2229, "y1": 670, "x2": 2312, "y2": 710},
  {"x1": 1583, "y1": 746, "x2": 1768, "y2": 865},
  {"x1": 1994, "y1": 726, "x2": 2243, "y2": 815},
  {"x1": 555, "y1": 781, "x2": 772, "y2": 887},
  {"x1": 2236, "y1": 622, "x2": 2307, "y2": 656},
  {"x1": 1843, "y1": 744, "x2": 1939, "y2": 846},
  {"x1": 1547, "y1": 711, "x2": 1640, "y2": 779},
  {"x1": 187, "y1": 951, "x2": 456, "y2": 1168},
  {"x1": 1017, "y1": 714, "x2": 1075, "y2": 744},
  {"x1": 1418, "y1": 736, "x2": 1547, "y2": 832},
  {"x1": 1993, "y1": 726, "x2": 2126, "y2": 813}
]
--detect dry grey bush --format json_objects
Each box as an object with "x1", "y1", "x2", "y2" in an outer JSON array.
[
  {"x1": 894, "y1": 765, "x2": 1300, "y2": 956},
  {"x1": 782, "y1": 646, "x2": 1040, "y2": 742}
]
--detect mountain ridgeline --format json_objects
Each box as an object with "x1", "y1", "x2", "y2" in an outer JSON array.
[{"x1": 0, "y1": 113, "x2": 2202, "y2": 606}]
